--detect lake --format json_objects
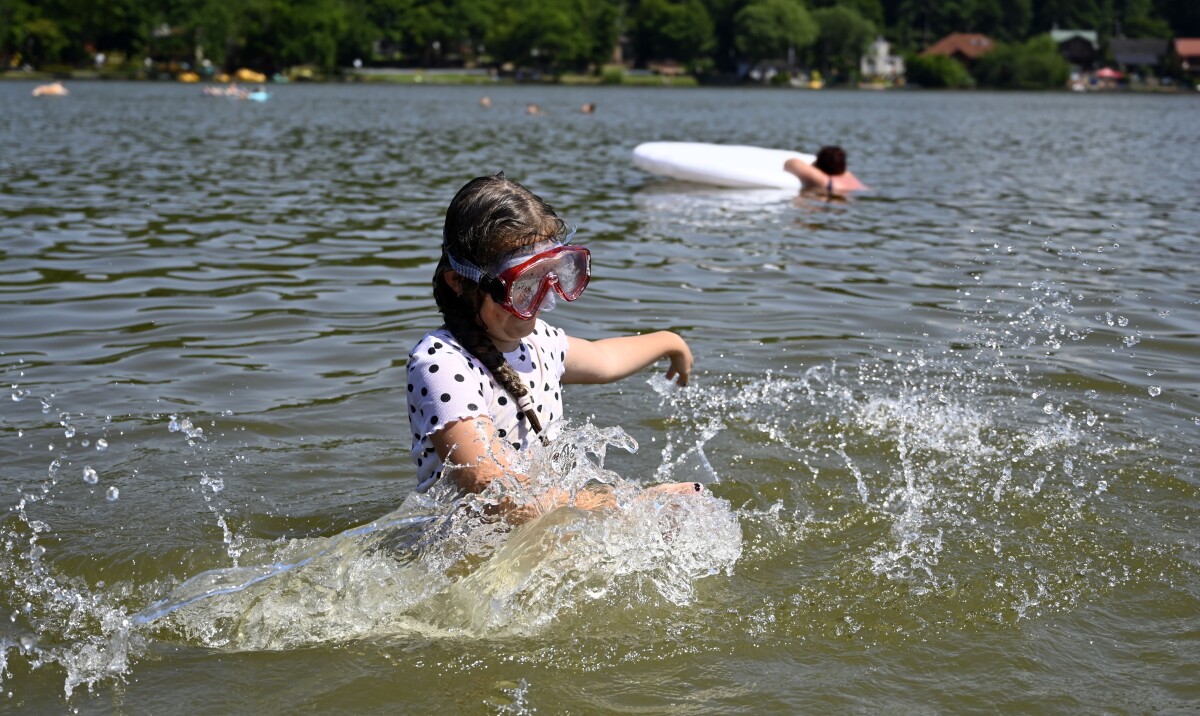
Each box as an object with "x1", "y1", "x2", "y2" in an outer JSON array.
[{"x1": 1, "y1": 80, "x2": 1198, "y2": 713}]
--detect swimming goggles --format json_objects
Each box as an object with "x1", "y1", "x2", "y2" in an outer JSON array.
[{"x1": 447, "y1": 232, "x2": 591, "y2": 320}]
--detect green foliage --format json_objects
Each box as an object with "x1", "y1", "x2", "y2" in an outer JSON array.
[
  {"x1": 973, "y1": 34, "x2": 1071, "y2": 89},
  {"x1": 3, "y1": 0, "x2": 1197, "y2": 83},
  {"x1": 733, "y1": 0, "x2": 818, "y2": 64},
  {"x1": 630, "y1": 0, "x2": 715, "y2": 66},
  {"x1": 903, "y1": 53, "x2": 975, "y2": 88},
  {"x1": 489, "y1": 0, "x2": 619, "y2": 72},
  {"x1": 811, "y1": 5, "x2": 875, "y2": 80},
  {"x1": 810, "y1": 0, "x2": 883, "y2": 29}
]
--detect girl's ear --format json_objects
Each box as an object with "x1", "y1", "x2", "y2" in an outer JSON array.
[{"x1": 444, "y1": 270, "x2": 465, "y2": 295}]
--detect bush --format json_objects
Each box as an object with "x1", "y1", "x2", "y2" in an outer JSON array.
[
  {"x1": 973, "y1": 35, "x2": 1070, "y2": 89},
  {"x1": 600, "y1": 66, "x2": 625, "y2": 85},
  {"x1": 904, "y1": 53, "x2": 974, "y2": 88}
]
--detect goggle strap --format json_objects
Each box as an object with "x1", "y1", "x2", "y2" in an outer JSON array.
[{"x1": 445, "y1": 251, "x2": 485, "y2": 284}]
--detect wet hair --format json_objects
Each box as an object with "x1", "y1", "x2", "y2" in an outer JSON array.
[
  {"x1": 813, "y1": 146, "x2": 847, "y2": 176},
  {"x1": 433, "y1": 172, "x2": 566, "y2": 436}
]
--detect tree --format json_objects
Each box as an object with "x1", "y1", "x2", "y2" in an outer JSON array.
[
  {"x1": 973, "y1": 34, "x2": 1071, "y2": 88},
  {"x1": 903, "y1": 52, "x2": 975, "y2": 87},
  {"x1": 811, "y1": 5, "x2": 875, "y2": 80},
  {"x1": 488, "y1": 0, "x2": 619, "y2": 72},
  {"x1": 630, "y1": 0, "x2": 715, "y2": 67},
  {"x1": 237, "y1": 0, "x2": 348, "y2": 72},
  {"x1": 733, "y1": 0, "x2": 818, "y2": 65}
]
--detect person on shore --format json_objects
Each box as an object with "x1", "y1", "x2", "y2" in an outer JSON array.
[
  {"x1": 406, "y1": 173, "x2": 702, "y2": 517},
  {"x1": 783, "y1": 146, "x2": 867, "y2": 199}
]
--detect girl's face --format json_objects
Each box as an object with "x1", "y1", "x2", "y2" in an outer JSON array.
[{"x1": 478, "y1": 293, "x2": 537, "y2": 349}]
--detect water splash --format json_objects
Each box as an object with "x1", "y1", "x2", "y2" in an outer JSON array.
[{"x1": 141, "y1": 423, "x2": 740, "y2": 648}]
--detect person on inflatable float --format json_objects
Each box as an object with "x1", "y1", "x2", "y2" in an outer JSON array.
[
  {"x1": 784, "y1": 146, "x2": 867, "y2": 199},
  {"x1": 405, "y1": 172, "x2": 704, "y2": 519}
]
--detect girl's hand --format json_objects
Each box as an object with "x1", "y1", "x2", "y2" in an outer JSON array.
[{"x1": 664, "y1": 333, "x2": 693, "y2": 386}]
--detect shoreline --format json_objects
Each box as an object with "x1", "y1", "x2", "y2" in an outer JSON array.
[{"x1": 3, "y1": 69, "x2": 1192, "y2": 93}]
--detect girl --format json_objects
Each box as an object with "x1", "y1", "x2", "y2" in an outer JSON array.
[{"x1": 406, "y1": 173, "x2": 702, "y2": 515}]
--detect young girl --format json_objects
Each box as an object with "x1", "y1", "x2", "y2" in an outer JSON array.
[{"x1": 406, "y1": 173, "x2": 702, "y2": 514}]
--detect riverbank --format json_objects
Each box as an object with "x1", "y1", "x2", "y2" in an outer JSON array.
[
  {"x1": 6, "y1": 67, "x2": 1193, "y2": 92},
  {"x1": 1, "y1": 67, "x2": 700, "y2": 88}
]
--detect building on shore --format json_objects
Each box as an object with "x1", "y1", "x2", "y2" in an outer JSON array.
[
  {"x1": 1110, "y1": 38, "x2": 1170, "y2": 75},
  {"x1": 920, "y1": 33, "x2": 995, "y2": 66},
  {"x1": 1172, "y1": 38, "x2": 1200, "y2": 81},
  {"x1": 860, "y1": 36, "x2": 905, "y2": 84},
  {"x1": 1051, "y1": 29, "x2": 1099, "y2": 70}
]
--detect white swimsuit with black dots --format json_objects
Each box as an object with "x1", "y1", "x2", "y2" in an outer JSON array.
[{"x1": 406, "y1": 319, "x2": 569, "y2": 492}]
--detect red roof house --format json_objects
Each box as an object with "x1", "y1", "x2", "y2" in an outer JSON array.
[
  {"x1": 921, "y1": 33, "x2": 995, "y2": 63},
  {"x1": 1174, "y1": 38, "x2": 1200, "y2": 76}
]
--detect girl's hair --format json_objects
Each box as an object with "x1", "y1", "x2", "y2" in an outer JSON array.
[
  {"x1": 433, "y1": 172, "x2": 566, "y2": 435},
  {"x1": 813, "y1": 146, "x2": 847, "y2": 176}
]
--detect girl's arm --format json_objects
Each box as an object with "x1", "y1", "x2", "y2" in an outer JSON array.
[
  {"x1": 431, "y1": 416, "x2": 687, "y2": 518},
  {"x1": 562, "y1": 332, "x2": 692, "y2": 386}
]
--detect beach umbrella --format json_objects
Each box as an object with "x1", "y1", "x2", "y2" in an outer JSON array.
[{"x1": 1095, "y1": 67, "x2": 1124, "y2": 79}]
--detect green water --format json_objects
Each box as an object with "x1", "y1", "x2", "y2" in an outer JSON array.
[{"x1": 1, "y1": 82, "x2": 1198, "y2": 713}]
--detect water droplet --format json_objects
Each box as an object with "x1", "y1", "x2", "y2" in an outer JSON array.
[
  {"x1": 63, "y1": 426, "x2": 76, "y2": 439},
  {"x1": 1043, "y1": 403, "x2": 1055, "y2": 415},
  {"x1": 1148, "y1": 386, "x2": 1161, "y2": 397},
  {"x1": 1117, "y1": 316, "x2": 1128, "y2": 327},
  {"x1": 81, "y1": 439, "x2": 90, "y2": 447},
  {"x1": 10, "y1": 388, "x2": 26, "y2": 402},
  {"x1": 83, "y1": 466, "x2": 98, "y2": 485},
  {"x1": 96, "y1": 438, "x2": 108, "y2": 451},
  {"x1": 106, "y1": 486, "x2": 119, "y2": 502},
  {"x1": 1086, "y1": 411, "x2": 1098, "y2": 426}
]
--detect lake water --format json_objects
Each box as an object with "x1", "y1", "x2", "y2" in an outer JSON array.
[{"x1": 1, "y1": 81, "x2": 1198, "y2": 713}]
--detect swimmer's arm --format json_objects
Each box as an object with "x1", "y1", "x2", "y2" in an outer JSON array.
[
  {"x1": 783, "y1": 158, "x2": 826, "y2": 189},
  {"x1": 430, "y1": 416, "x2": 635, "y2": 516},
  {"x1": 431, "y1": 416, "x2": 700, "y2": 516},
  {"x1": 562, "y1": 332, "x2": 692, "y2": 386}
]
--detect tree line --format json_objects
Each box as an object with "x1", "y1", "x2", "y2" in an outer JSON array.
[{"x1": 3, "y1": 0, "x2": 1197, "y2": 81}]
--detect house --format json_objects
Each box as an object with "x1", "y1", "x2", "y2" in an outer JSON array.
[
  {"x1": 860, "y1": 36, "x2": 905, "y2": 81},
  {"x1": 1172, "y1": 38, "x2": 1200, "y2": 78},
  {"x1": 1110, "y1": 38, "x2": 1169, "y2": 73},
  {"x1": 921, "y1": 33, "x2": 994, "y2": 64},
  {"x1": 1051, "y1": 29, "x2": 1098, "y2": 69}
]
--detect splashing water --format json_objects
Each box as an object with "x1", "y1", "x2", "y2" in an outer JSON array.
[
  {"x1": 1, "y1": 399, "x2": 740, "y2": 695},
  {"x1": 138, "y1": 423, "x2": 740, "y2": 649},
  {"x1": 647, "y1": 275, "x2": 1154, "y2": 624}
]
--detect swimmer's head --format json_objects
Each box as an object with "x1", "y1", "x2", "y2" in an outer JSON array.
[
  {"x1": 434, "y1": 172, "x2": 567, "y2": 316},
  {"x1": 814, "y1": 146, "x2": 846, "y2": 176},
  {"x1": 439, "y1": 172, "x2": 565, "y2": 271}
]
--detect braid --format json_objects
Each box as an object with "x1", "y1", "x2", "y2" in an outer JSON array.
[{"x1": 433, "y1": 258, "x2": 545, "y2": 437}]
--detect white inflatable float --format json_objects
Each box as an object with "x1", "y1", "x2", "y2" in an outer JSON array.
[{"x1": 632, "y1": 142, "x2": 814, "y2": 189}]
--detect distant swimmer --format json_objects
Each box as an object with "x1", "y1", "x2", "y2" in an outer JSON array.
[
  {"x1": 783, "y1": 146, "x2": 868, "y2": 199},
  {"x1": 32, "y1": 82, "x2": 68, "y2": 97},
  {"x1": 526, "y1": 103, "x2": 542, "y2": 115},
  {"x1": 580, "y1": 102, "x2": 596, "y2": 114},
  {"x1": 480, "y1": 96, "x2": 492, "y2": 108}
]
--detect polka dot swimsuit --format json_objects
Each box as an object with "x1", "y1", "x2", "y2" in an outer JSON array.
[{"x1": 406, "y1": 319, "x2": 569, "y2": 492}]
